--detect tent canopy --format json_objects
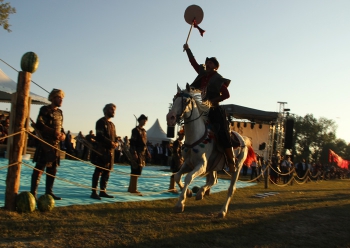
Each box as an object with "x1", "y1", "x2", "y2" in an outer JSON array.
[
  {"x1": 222, "y1": 104, "x2": 279, "y2": 124},
  {"x1": 0, "y1": 69, "x2": 50, "y2": 105},
  {"x1": 147, "y1": 119, "x2": 173, "y2": 145}
]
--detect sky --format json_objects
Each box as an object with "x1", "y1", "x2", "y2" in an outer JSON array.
[{"x1": 1, "y1": 0, "x2": 350, "y2": 143}]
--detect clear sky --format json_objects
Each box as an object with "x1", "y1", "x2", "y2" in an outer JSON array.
[{"x1": 1, "y1": 0, "x2": 350, "y2": 142}]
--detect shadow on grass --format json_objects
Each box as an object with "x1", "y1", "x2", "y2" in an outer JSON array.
[{"x1": 1, "y1": 180, "x2": 350, "y2": 248}]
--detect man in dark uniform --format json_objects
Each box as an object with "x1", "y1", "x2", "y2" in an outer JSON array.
[
  {"x1": 30, "y1": 89, "x2": 66, "y2": 200},
  {"x1": 183, "y1": 43, "x2": 235, "y2": 171},
  {"x1": 128, "y1": 114, "x2": 151, "y2": 196},
  {"x1": 82, "y1": 130, "x2": 95, "y2": 160},
  {"x1": 90, "y1": 103, "x2": 118, "y2": 200},
  {"x1": 168, "y1": 129, "x2": 185, "y2": 193}
]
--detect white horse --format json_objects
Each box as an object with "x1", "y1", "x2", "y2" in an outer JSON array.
[{"x1": 166, "y1": 84, "x2": 256, "y2": 218}]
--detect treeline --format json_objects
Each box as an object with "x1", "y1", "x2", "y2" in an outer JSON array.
[{"x1": 291, "y1": 114, "x2": 350, "y2": 163}]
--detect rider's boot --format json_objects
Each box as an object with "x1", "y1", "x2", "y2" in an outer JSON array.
[{"x1": 225, "y1": 147, "x2": 236, "y2": 173}]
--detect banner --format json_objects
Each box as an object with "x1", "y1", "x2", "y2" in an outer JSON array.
[{"x1": 328, "y1": 149, "x2": 350, "y2": 169}]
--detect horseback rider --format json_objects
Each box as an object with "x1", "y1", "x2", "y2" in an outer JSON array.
[{"x1": 183, "y1": 43, "x2": 236, "y2": 171}]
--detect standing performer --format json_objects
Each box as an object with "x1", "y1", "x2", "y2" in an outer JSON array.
[
  {"x1": 30, "y1": 89, "x2": 66, "y2": 200},
  {"x1": 168, "y1": 129, "x2": 185, "y2": 193},
  {"x1": 183, "y1": 43, "x2": 236, "y2": 171},
  {"x1": 128, "y1": 114, "x2": 151, "y2": 196},
  {"x1": 90, "y1": 103, "x2": 118, "y2": 200}
]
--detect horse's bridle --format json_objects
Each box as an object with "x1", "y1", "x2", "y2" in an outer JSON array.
[{"x1": 173, "y1": 92, "x2": 203, "y2": 125}]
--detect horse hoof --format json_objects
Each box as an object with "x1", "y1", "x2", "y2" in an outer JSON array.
[
  {"x1": 195, "y1": 192, "x2": 204, "y2": 201},
  {"x1": 217, "y1": 212, "x2": 226, "y2": 218},
  {"x1": 174, "y1": 205, "x2": 184, "y2": 213},
  {"x1": 168, "y1": 189, "x2": 179, "y2": 194},
  {"x1": 186, "y1": 189, "x2": 193, "y2": 198}
]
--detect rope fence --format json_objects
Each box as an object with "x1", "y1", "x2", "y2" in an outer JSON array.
[
  {"x1": 1, "y1": 129, "x2": 207, "y2": 197},
  {"x1": 0, "y1": 129, "x2": 343, "y2": 198}
]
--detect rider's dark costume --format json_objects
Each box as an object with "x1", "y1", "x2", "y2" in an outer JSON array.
[{"x1": 185, "y1": 48, "x2": 232, "y2": 149}]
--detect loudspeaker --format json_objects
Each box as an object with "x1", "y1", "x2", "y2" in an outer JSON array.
[
  {"x1": 284, "y1": 118, "x2": 294, "y2": 149},
  {"x1": 167, "y1": 126, "x2": 175, "y2": 138},
  {"x1": 259, "y1": 142, "x2": 266, "y2": 150}
]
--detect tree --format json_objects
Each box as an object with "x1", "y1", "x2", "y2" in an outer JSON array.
[
  {"x1": 293, "y1": 114, "x2": 337, "y2": 163},
  {"x1": 0, "y1": 0, "x2": 16, "y2": 32}
]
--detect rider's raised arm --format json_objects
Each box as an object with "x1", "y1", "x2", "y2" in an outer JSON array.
[{"x1": 183, "y1": 44, "x2": 200, "y2": 74}]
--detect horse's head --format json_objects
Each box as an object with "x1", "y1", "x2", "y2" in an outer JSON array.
[{"x1": 166, "y1": 84, "x2": 194, "y2": 127}]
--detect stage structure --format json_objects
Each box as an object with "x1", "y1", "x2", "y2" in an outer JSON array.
[{"x1": 222, "y1": 103, "x2": 288, "y2": 160}]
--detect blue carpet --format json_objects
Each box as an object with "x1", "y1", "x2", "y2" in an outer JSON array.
[{"x1": 0, "y1": 158, "x2": 255, "y2": 207}]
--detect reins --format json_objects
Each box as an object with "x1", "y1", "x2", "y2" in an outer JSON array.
[
  {"x1": 173, "y1": 91, "x2": 208, "y2": 148},
  {"x1": 175, "y1": 92, "x2": 204, "y2": 125},
  {"x1": 183, "y1": 125, "x2": 208, "y2": 149}
]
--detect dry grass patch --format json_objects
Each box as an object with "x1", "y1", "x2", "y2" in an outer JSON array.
[{"x1": 1, "y1": 179, "x2": 349, "y2": 248}]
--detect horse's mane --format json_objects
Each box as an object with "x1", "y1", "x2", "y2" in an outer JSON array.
[{"x1": 184, "y1": 88, "x2": 210, "y2": 122}]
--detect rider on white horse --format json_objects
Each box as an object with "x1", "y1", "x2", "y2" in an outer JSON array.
[{"x1": 183, "y1": 43, "x2": 236, "y2": 173}]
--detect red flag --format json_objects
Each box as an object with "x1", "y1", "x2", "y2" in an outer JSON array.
[
  {"x1": 328, "y1": 149, "x2": 350, "y2": 169},
  {"x1": 193, "y1": 19, "x2": 205, "y2": 37},
  {"x1": 244, "y1": 145, "x2": 257, "y2": 167}
]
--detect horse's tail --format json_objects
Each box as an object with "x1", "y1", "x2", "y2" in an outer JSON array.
[{"x1": 244, "y1": 145, "x2": 257, "y2": 167}]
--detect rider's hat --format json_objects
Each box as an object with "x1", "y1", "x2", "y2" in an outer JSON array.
[
  {"x1": 205, "y1": 57, "x2": 219, "y2": 69},
  {"x1": 137, "y1": 114, "x2": 148, "y2": 122}
]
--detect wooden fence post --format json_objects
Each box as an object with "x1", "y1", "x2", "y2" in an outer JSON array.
[
  {"x1": 265, "y1": 164, "x2": 269, "y2": 189},
  {"x1": 5, "y1": 71, "x2": 31, "y2": 211}
]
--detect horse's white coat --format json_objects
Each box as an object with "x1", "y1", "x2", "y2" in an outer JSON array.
[{"x1": 166, "y1": 85, "x2": 252, "y2": 218}]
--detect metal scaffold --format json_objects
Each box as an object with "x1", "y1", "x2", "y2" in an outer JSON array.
[{"x1": 276, "y1": 102, "x2": 286, "y2": 154}]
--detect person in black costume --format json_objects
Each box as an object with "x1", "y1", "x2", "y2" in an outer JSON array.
[
  {"x1": 168, "y1": 129, "x2": 185, "y2": 193},
  {"x1": 30, "y1": 89, "x2": 66, "y2": 200},
  {"x1": 183, "y1": 43, "x2": 236, "y2": 171},
  {"x1": 82, "y1": 130, "x2": 95, "y2": 160},
  {"x1": 90, "y1": 103, "x2": 118, "y2": 200},
  {"x1": 128, "y1": 114, "x2": 151, "y2": 196}
]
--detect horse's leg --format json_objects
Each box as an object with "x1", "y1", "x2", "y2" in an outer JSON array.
[
  {"x1": 174, "y1": 164, "x2": 206, "y2": 213},
  {"x1": 174, "y1": 162, "x2": 192, "y2": 192},
  {"x1": 196, "y1": 171, "x2": 218, "y2": 200},
  {"x1": 218, "y1": 147, "x2": 247, "y2": 218}
]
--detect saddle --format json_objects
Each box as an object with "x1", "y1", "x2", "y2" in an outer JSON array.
[
  {"x1": 231, "y1": 132, "x2": 242, "y2": 149},
  {"x1": 206, "y1": 127, "x2": 246, "y2": 172},
  {"x1": 208, "y1": 122, "x2": 244, "y2": 150}
]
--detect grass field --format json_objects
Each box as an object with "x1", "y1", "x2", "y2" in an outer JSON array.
[{"x1": 1, "y1": 178, "x2": 349, "y2": 248}]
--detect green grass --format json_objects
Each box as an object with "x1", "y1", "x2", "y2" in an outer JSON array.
[{"x1": 1, "y1": 179, "x2": 349, "y2": 248}]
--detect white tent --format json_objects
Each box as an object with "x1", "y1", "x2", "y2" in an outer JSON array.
[
  {"x1": 147, "y1": 119, "x2": 173, "y2": 145},
  {"x1": 0, "y1": 69, "x2": 49, "y2": 105}
]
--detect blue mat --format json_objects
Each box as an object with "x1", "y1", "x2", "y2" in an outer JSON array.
[{"x1": 0, "y1": 158, "x2": 255, "y2": 207}]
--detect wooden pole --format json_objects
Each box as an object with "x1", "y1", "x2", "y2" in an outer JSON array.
[
  {"x1": 183, "y1": 23, "x2": 194, "y2": 52},
  {"x1": 185, "y1": 23, "x2": 193, "y2": 45},
  {"x1": 265, "y1": 164, "x2": 269, "y2": 189},
  {"x1": 5, "y1": 71, "x2": 31, "y2": 211},
  {"x1": 23, "y1": 97, "x2": 31, "y2": 156}
]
